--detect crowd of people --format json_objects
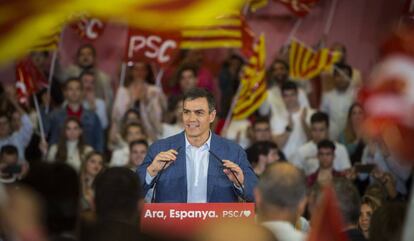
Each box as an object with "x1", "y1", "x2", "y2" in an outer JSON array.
[{"x1": 0, "y1": 42, "x2": 412, "y2": 241}]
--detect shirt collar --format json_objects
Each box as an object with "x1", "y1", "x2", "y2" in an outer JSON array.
[{"x1": 185, "y1": 131, "x2": 212, "y2": 151}]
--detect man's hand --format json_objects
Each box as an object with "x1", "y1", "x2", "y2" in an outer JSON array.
[
  {"x1": 147, "y1": 149, "x2": 178, "y2": 177},
  {"x1": 222, "y1": 160, "x2": 244, "y2": 188}
]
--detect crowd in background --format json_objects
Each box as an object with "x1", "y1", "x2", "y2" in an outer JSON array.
[{"x1": 0, "y1": 42, "x2": 412, "y2": 241}]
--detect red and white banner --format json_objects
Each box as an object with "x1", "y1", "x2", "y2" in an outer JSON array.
[
  {"x1": 125, "y1": 29, "x2": 181, "y2": 67},
  {"x1": 71, "y1": 16, "x2": 106, "y2": 41},
  {"x1": 141, "y1": 203, "x2": 255, "y2": 238}
]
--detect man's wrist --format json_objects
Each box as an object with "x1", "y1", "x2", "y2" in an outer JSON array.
[{"x1": 147, "y1": 165, "x2": 158, "y2": 177}]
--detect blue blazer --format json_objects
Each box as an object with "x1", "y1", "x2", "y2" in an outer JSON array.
[{"x1": 137, "y1": 132, "x2": 258, "y2": 203}]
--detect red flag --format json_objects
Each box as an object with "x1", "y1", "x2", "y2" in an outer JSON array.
[
  {"x1": 307, "y1": 186, "x2": 349, "y2": 241},
  {"x1": 15, "y1": 58, "x2": 47, "y2": 104},
  {"x1": 277, "y1": 0, "x2": 319, "y2": 17}
]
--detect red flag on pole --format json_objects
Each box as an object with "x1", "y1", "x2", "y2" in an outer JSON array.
[
  {"x1": 15, "y1": 58, "x2": 47, "y2": 104},
  {"x1": 307, "y1": 186, "x2": 349, "y2": 241}
]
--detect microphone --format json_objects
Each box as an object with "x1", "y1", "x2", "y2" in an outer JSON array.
[
  {"x1": 150, "y1": 146, "x2": 181, "y2": 203},
  {"x1": 208, "y1": 150, "x2": 248, "y2": 202}
]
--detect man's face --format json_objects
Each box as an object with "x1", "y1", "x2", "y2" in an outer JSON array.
[
  {"x1": 271, "y1": 62, "x2": 288, "y2": 82},
  {"x1": 64, "y1": 81, "x2": 83, "y2": 104},
  {"x1": 179, "y1": 70, "x2": 197, "y2": 93},
  {"x1": 126, "y1": 126, "x2": 145, "y2": 143},
  {"x1": 182, "y1": 97, "x2": 215, "y2": 139},
  {"x1": 311, "y1": 122, "x2": 328, "y2": 143},
  {"x1": 253, "y1": 122, "x2": 271, "y2": 142},
  {"x1": 282, "y1": 89, "x2": 299, "y2": 109},
  {"x1": 77, "y1": 47, "x2": 95, "y2": 68},
  {"x1": 333, "y1": 69, "x2": 351, "y2": 91},
  {"x1": 129, "y1": 143, "x2": 148, "y2": 167},
  {"x1": 0, "y1": 116, "x2": 11, "y2": 138},
  {"x1": 1, "y1": 153, "x2": 18, "y2": 166},
  {"x1": 318, "y1": 147, "x2": 335, "y2": 169}
]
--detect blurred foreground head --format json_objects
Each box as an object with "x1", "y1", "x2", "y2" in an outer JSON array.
[{"x1": 194, "y1": 219, "x2": 278, "y2": 241}]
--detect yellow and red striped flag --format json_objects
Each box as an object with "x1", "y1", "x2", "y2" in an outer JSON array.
[
  {"x1": 180, "y1": 12, "x2": 255, "y2": 57},
  {"x1": 0, "y1": 0, "x2": 245, "y2": 64},
  {"x1": 232, "y1": 34, "x2": 267, "y2": 120},
  {"x1": 31, "y1": 25, "x2": 62, "y2": 52},
  {"x1": 289, "y1": 39, "x2": 341, "y2": 81}
]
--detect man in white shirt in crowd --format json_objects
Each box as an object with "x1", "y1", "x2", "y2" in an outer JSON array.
[
  {"x1": 271, "y1": 81, "x2": 314, "y2": 160},
  {"x1": 320, "y1": 63, "x2": 357, "y2": 140},
  {"x1": 259, "y1": 59, "x2": 310, "y2": 119},
  {"x1": 256, "y1": 162, "x2": 307, "y2": 241},
  {"x1": 291, "y1": 112, "x2": 351, "y2": 175}
]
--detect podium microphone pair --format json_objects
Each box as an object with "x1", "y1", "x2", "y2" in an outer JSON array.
[{"x1": 150, "y1": 147, "x2": 248, "y2": 203}]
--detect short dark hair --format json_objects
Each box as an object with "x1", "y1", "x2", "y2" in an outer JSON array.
[
  {"x1": 79, "y1": 69, "x2": 95, "y2": 81},
  {"x1": 311, "y1": 112, "x2": 329, "y2": 127},
  {"x1": 334, "y1": 63, "x2": 352, "y2": 78},
  {"x1": 64, "y1": 78, "x2": 83, "y2": 90},
  {"x1": 333, "y1": 177, "x2": 360, "y2": 225},
  {"x1": 281, "y1": 81, "x2": 298, "y2": 94},
  {"x1": 258, "y1": 163, "x2": 306, "y2": 211},
  {"x1": 183, "y1": 88, "x2": 216, "y2": 112},
  {"x1": 122, "y1": 122, "x2": 145, "y2": 139},
  {"x1": 129, "y1": 139, "x2": 148, "y2": 150},
  {"x1": 317, "y1": 139, "x2": 336, "y2": 152},
  {"x1": 94, "y1": 167, "x2": 142, "y2": 219},
  {"x1": 178, "y1": 64, "x2": 198, "y2": 80},
  {"x1": 0, "y1": 145, "x2": 18, "y2": 156},
  {"x1": 246, "y1": 141, "x2": 278, "y2": 165},
  {"x1": 252, "y1": 117, "x2": 270, "y2": 129},
  {"x1": 77, "y1": 44, "x2": 96, "y2": 58},
  {"x1": 272, "y1": 59, "x2": 289, "y2": 71}
]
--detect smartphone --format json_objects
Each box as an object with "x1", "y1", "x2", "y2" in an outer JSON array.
[
  {"x1": 355, "y1": 164, "x2": 376, "y2": 173},
  {"x1": 2, "y1": 164, "x2": 22, "y2": 175}
]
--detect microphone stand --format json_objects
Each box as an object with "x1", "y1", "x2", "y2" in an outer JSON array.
[{"x1": 208, "y1": 150, "x2": 248, "y2": 202}]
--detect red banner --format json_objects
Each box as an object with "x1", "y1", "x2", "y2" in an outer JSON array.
[
  {"x1": 141, "y1": 203, "x2": 255, "y2": 238},
  {"x1": 125, "y1": 29, "x2": 181, "y2": 66}
]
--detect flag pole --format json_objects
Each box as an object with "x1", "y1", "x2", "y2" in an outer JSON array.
[
  {"x1": 32, "y1": 94, "x2": 46, "y2": 141},
  {"x1": 285, "y1": 18, "x2": 302, "y2": 46},
  {"x1": 45, "y1": 51, "x2": 58, "y2": 114},
  {"x1": 155, "y1": 68, "x2": 164, "y2": 89},
  {"x1": 221, "y1": 83, "x2": 243, "y2": 136},
  {"x1": 323, "y1": 0, "x2": 338, "y2": 35}
]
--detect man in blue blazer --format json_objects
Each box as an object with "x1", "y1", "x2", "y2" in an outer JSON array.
[{"x1": 138, "y1": 88, "x2": 258, "y2": 203}]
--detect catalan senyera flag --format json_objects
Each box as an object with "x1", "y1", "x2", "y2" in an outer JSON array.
[
  {"x1": 31, "y1": 25, "x2": 62, "y2": 51},
  {"x1": 180, "y1": 12, "x2": 255, "y2": 57},
  {"x1": 289, "y1": 39, "x2": 341, "y2": 81},
  {"x1": 277, "y1": 0, "x2": 320, "y2": 17},
  {"x1": 232, "y1": 34, "x2": 267, "y2": 120},
  {"x1": 0, "y1": 0, "x2": 245, "y2": 64}
]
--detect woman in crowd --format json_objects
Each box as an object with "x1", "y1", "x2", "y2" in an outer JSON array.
[
  {"x1": 108, "y1": 108, "x2": 141, "y2": 151},
  {"x1": 338, "y1": 103, "x2": 366, "y2": 165},
  {"x1": 47, "y1": 117, "x2": 93, "y2": 171},
  {"x1": 112, "y1": 61, "x2": 167, "y2": 142},
  {"x1": 359, "y1": 195, "x2": 381, "y2": 239},
  {"x1": 79, "y1": 151, "x2": 105, "y2": 211}
]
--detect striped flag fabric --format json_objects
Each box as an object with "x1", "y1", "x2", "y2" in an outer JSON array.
[
  {"x1": 232, "y1": 34, "x2": 267, "y2": 120},
  {"x1": 289, "y1": 39, "x2": 341, "y2": 81},
  {"x1": 31, "y1": 25, "x2": 62, "y2": 51},
  {"x1": 180, "y1": 13, "x2": 255, "y2": 57}
]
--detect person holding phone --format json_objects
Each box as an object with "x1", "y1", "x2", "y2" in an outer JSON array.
[{"x1": 0, "y1": 145, "x2": 29, "y2": 184}]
